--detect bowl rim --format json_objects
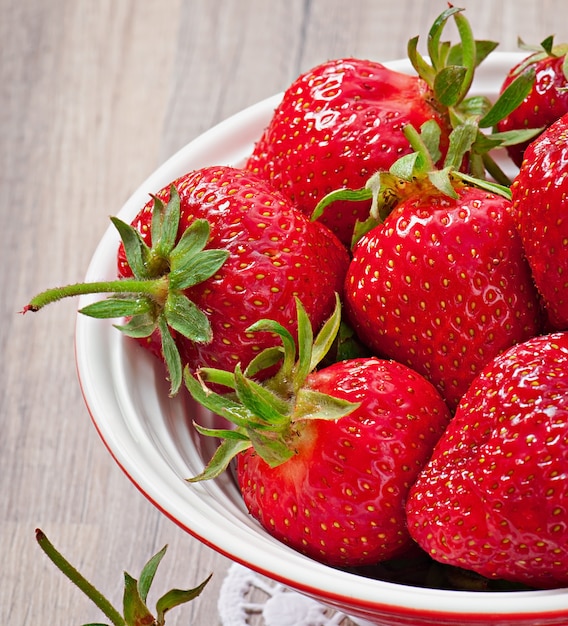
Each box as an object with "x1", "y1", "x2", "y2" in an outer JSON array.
[{"x1": 75, "y1": 51, "x2": 568, "y2": 622}]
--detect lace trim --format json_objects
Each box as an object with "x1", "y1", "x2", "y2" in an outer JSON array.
[{"x1": 218, "y1": 563, "x2": 369, "y2": 626}]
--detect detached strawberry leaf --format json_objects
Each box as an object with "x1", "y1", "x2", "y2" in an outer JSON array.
[
  {"x1": 123, "y1": 572, "x2": 153, "y2": 626},
  {"x1": 156, "y1": 576, "x2": 212, "y2": 625},
  {"x1": 36, "y1": 530, "x2": 211, "y2": 626},
  {"x1": 138, "y1": 545, "x2": 167, "y2": 604}
]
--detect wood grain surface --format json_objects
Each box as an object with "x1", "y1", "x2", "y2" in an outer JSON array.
[{"x1": 4, "y1": 1, "x2": 568, "y2": 624}]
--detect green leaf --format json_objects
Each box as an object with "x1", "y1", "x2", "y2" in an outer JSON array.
[
  {"x1": 247, "y1": 317, "x2": 297, "y2": 380},
  {"x1": 138, "y1": 545, "x2": 167, "y2": 604},
  {"x1": 483, "y1": 127, "x2": 543, "y2": 148},
  {"x1": 309, "y1": 294, "x2": 342, "y2": 371},
  {"x1": 184, "y1": 367, "x2": 251, "y2": 425},
  {"x1": 246, "y1": 427, "x2": 295, "y2": 467},
  {"x1": 123, "y1": 572, "x2": 153, "y2": 626},
  {"x1": 169, "y1": 248, "x2": 229, "y2": 290},
  {"x1": 79, "y1": 297, "x2": 152, "y2": 320},
  {"x1": 169, "y1": 218, "x2": 210, "y2": 268},
  {"x1": 111, "y1": 217, "x2": 150, "y2": 279},
  {"x1": 456, "y1": 94, "x2": 493, "y2": 118},
  {"x1": 389, "y1": 151, "x2": 423, "y2": 181},
  {"x1": 156, "y1": 575, "x2": 212, "y2": 625},
  {"x1": 541, "y1": 34, "x2": 554, "y2": 55},
  {"x1": 244, "y1": 346, "x2": 284, "y2": 378},
  {"x1": 452, "y1": 171, "x2": 512, "y2": 200},
  {"x1": 311, "y1": 186, "x2": 372, "y2": 222},
  {"x1": 444, "y1": 118, "x2": 479, "y2": 170},
  {"x1": 293, "y1": 298, "x2": 314, "y2": 391},
  {"x1": 407, "y1": 35, "x2": 435, "y2": 86},
  {"x1": 159, "y1": 317, "x2": 182, "y2": 396},
  {"x1": 447, "y1": 40, "x2": 499, "y2": 68},
  {"x1": 114, "y1": 313, "x2": 157, "y2": 339},
  {"x1": 294, "y1": 388, "x2": 360, "y2": 422},
  {"x1": 479, "y1": 66, "x2": 535, "y2": 128},
  {"x1": 419, "y1": 120, "x2": 443, "y2": 165},
  {"x1": 434, "y1": 65, "x2": 468, "y2": 107},
  {"x1": 151, "y1": 185, "x2": 181, "y2": 259},
  {"x1": 234, "y1": 365, "x2": 289, "y2": 426},
  {"x1": 451, "y1": 9, "x2": 477, "y2": 102},
  {"x1": 428, "y1": 167, "x2": 459, "y2": 199},
  {"x1": 427, "y1": 5, "x2": 463, "y2": 71},
  {"x1": 193, "y1": 423, "x2": 249, "y2": 441},
  {"x1": 164, "y1": 292, "x2": 212, "y2": 343},
  {"x1": 187, "y1": 436, "x2": 252, "y2": 481}
]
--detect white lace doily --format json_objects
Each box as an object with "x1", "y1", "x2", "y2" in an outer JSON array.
[{"x1": 218, "y1": 563, "x2": 372, "y2": 626}]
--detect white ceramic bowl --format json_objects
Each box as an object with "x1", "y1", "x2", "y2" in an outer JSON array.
[{"x1": 75, "y1": 53, "x2": 568, "y2": 626}]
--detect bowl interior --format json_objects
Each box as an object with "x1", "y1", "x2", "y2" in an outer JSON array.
[{"x1": 75, "y1": 52, "x2": 568, "y2": 624}]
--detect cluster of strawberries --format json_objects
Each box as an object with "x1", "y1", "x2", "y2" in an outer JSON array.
[{"x1": 26, "y1": 8, "x2": 568, "y2": 591}]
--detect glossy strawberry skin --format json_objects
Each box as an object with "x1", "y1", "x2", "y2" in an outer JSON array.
[
  {"x1": 245, "y1": 58, "x2": 451, "y2": 246},
  {"x1": 236, "y1": 357, "x2": 451, "y2": 568},
  {"x1": 344, "y1": 184, "x2": 542, "y2": 411},
  {"x1": 117, "y1": 166, "x2": 350, "y2": 375},
  {"x1": 406, "y1": 332, "x2": 568, "y2": 589},
  {"x1": 511, "y1": 113, "x2": 568, "y2": 330},
  {"x1": 497, "y1": 52, "x2": 568, "y2": 167}
]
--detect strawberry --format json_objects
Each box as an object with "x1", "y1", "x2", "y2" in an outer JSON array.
[
  {"x1": 25, "y1": 165, "x2": 349, "y2": 394},
  {"x1": 510, "y1": 112, "x2": 568, "y2": 330},
  {"x1": 497, "y1": 36, "x2": 568, "y2": 167},
  {"x1": 245, "y1": 56, "x2": 453, "y2": 246},
  {"x1": 186, "y1": 298, "x2": 451, "y2": 568},
  {"x1": 246, "y1": 7, "x2": 535, "y2": 246},
  {"x1": 406, "y1": 331, "x2": 568, "y2": 589},
  {"x1": 324, "y1": 122, "x2": 543, "y2": 412}
]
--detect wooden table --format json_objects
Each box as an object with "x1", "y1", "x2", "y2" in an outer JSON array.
[{"x1": 4, "y1": 1, "x2": 568, "y2": 623}]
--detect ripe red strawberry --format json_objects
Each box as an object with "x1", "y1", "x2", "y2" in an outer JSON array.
[
  {"x1": 25, "y1": 166, "x2": 349, "y2": 394},
  {"x1": 406, "y1": 331, "x2": 568, "y2": 589},
  {"x1": 497, "y1": 37, "x2": 568, "y2": 167},
  {"x1": 245, "y1": 56, "x2": 452, "y2": 246},
  {"x1": 510, "y1": 112, "x2": 568, "y2": 330},
  {"x1": 245, "y1": 6, "x2": 533, "y2": 247},
  {"x1": 186, "y1": 298, "x2": 451, "y2": 568},
  {"x1": 344, "y1": 169, "x2": 542, "y2": 412}
]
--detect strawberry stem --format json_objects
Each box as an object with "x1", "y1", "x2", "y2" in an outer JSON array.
[
  {"x1": 24, "y1": 277, "x2": 169, "y2": 312},
  {"x1": 35, "y1": 529, "x2": 126, "y2": 626}
]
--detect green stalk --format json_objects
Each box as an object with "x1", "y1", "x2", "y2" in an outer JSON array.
[
  {"x1": 35, "y1": 529, "x2": 126, "y2": 626},
  {"x1": 24, "y1": 277, "x2": 169, "y2": 312}
]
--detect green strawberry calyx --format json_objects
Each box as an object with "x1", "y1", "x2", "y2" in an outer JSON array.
[
  {"x1": 408, "y1": 5, "x2": 540, "y2": 185},
  {"x1": 36, "y1": 528, "x2": 211, "y2": 626},
  {"x1": 185, "y1": 294, "x2": 360, "y2": 481},
  {"x1": 23, "y1": 186, "x2": 229, "y2": 395},
  {"x1": 313, "y1": 119, "x2": 512, "y2": 246}
]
